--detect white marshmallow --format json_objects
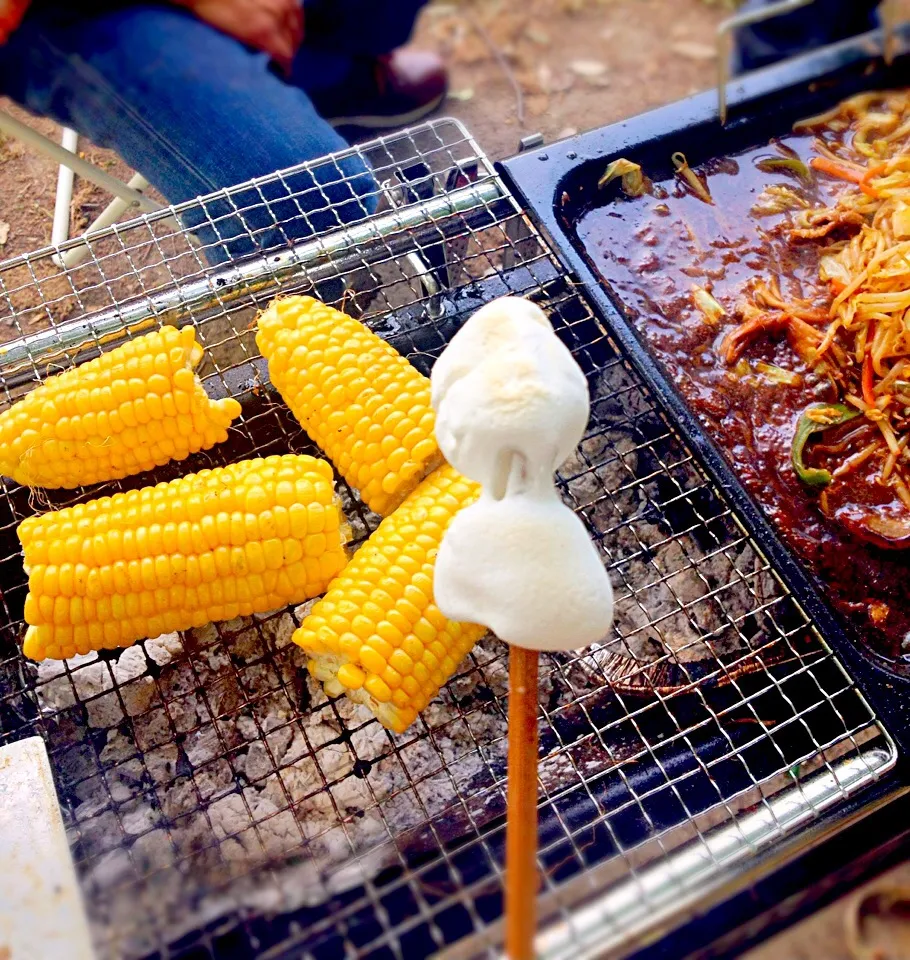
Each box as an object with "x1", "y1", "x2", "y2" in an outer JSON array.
[
  {"x1": 431, "y1": 297, "x2": 590, "y2": 494},
  {"x1": 431, "y1": 296, "x2": 614, "y2": 652},
  {"x1": 435, "y1": 490, "x2": 614, "y2": 651}
]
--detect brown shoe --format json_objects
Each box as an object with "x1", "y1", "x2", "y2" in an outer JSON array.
[{"x1": 319, "y1": 50, "x2": 447, "y2": 131}]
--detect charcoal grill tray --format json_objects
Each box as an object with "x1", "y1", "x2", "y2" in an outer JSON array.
[
  {"x1": 0, "y1": 115, "x2": 901, "y2": 960},
  {"x1": 501, "y1": 25, "x2": 910, "y2": 761}
]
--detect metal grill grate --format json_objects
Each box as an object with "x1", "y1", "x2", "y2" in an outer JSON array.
[{"x1": 0, "y1": 118, "x2": 896, "y2": 960}]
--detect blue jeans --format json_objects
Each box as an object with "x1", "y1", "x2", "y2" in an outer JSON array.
[{"x1": 0, "y1": 1, "x2": 427, "y2": 263}]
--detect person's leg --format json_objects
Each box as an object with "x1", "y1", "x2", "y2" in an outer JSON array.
[
  {"x1": 303, "y1": 0, "x2": 430, "y2": 60},
  {"x1": 0, "y1": 2, "x2": 377, "y2": 264},
  {"x1": 733, "y1": 0, "x2": 882, "y2": 75},
  {"x1": 291, "y1": 0, "x2": 444, "y2": 129}
]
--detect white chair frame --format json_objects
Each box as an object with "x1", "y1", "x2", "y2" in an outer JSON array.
[{"x1": 0, "y1": 108, "x2": 193, "y2": 270}]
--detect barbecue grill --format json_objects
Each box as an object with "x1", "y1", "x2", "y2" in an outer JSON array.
[{"x1": 2, "y1": 21, "x2": 910, "y2": 960}]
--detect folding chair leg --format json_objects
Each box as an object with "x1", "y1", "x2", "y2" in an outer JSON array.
[
  {"x1": 52, "y1": 128, "x2": 78, "y2": 251},
  {"x1": 57, "y1": 172, "x2": 150, "y2": 270},
  {"x1": 0, "y1": 109, "x2": 159, "y2": 213},
  {"x1": 57, "y1": 173, "x2": 199, "y2": 270},
  {"x1": 0, "y1": 109, "x2": 202, "y2": 272}
]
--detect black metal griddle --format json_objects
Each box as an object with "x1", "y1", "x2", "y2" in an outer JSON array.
[
  {"x1": 495, "y1": 23, "x2": 910, "y2": 958},
  {"x1": 501, "y1": 27, "x2": 910, "y2": 757}
]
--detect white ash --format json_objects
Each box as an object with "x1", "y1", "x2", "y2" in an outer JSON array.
[
  {"x1": 560, "y1": 415, "x2": 781, "y2": 674},
  {"x1": 33, "y1": 614, "x2": 527, "y2": 958},
  {"x1": 35, "y1": 433, "x2": 781, "y2": 960}
]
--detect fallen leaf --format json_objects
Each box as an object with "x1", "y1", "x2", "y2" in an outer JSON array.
[
  {"x1": 536, "y1": 63, "x2": 575, "y2": 94},
  {"x1": 570, "y1": 59, "x2": 607, "y2": 78},
  {"x1": 0, "y1": 220, "x2": 10, "y2": 246},
  {"x1": 671, "y1": 41, "x2": 717, "y2": 61},
  {"x1": 525, "y1": 25, "x2": 551, "y2": 46},
  {"x1": 448, "y1": 88, "x2": 475, "y2": 101}
]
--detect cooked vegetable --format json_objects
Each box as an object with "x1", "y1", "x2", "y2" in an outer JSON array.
[
  {"x1": 295, "y1": 464, "x2": 486, "y2": 733},
  {"x1": 793, "y1": 104, "x2": 845, "y2": 132},
  {"x1": 791, "y1": 404, "x2": 861, "y2": 488},
  {"x1": 671, "y1": 152, "x2": 713, "y2": 204},
  {"x1": 691, "y1": 285, "x2": 725, "y2": 323},
  {"x1": 751, "y1": 184, "x2": 812, "y2": 216},
  {"x1": 809, "y1": 156, "x2": 879, "y2": 197},
  {"x1": 256, "y1": 296, "x2": 442, "y2": 517},
  {"x1": 755, "y1": 156, "x2": 814, "y2": 183},
  {"x1": 598, "y1": 158, "x2": 647, "y2": 197},
  {"x1": 0, "y1": 325, "x2": 240, "y2": 489},
  {"x1": 755, "y1": 361, "x2": 801, "y2": 386},
  {"x1": 862, "y1": 354, "x2": 876, "y2": 406},
  {"x1": 892, "y1": 202, "x2": 910, "y2": 238},
  {"x1": 19, "y1": 455, "x2": 348, "y2": 661}
]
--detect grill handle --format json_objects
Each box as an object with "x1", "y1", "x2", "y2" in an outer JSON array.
[
  {"x1": 0, "y1": 179, "x2": 509, "y2": 391},
  {"x1": 715, "y1": 0, "x2": 900, "y2": 124},
  {"x1": 439, "y1": 741, "x2": 900, "y2": 960}
]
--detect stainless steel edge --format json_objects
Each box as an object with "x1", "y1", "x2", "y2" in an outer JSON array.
[
  {"x1": 536, "y1": 747, "x2": 900, "y2": 960},
  {"x1": 0, "y1": 179, "x2": 509, "y2": 388},
  {"x1": 438, "y1": 742, "x2": 901, "y2": 960}
]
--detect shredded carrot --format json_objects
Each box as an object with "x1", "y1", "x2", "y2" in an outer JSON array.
[
  {"x1": 830, "y1": 279, "x2": 846, "y2": 295},
  {"x1": 863, "y1": 354, "x2": 876, "y2": 406},
  {"x1": 810, "y1": 157, "x2": 880, "y2": 197},
  {"x1": 862, "y1": 162, "x2": 887, "y2": 182}
]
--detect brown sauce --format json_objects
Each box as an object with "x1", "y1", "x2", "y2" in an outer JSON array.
[{"x1": 577, "y1": 135, "x2": 910, "y2": 661}]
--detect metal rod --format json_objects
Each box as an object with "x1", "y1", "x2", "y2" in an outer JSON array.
[
  {"x1": 506, "y1": 646, "x2": 541, "y2": 960},
  {"x1": 0, "y1": 179, "x2": 509, "y2": 388},
  {"x1": 58, "y1": 173, "x2": 150, "y2": 271},
  {"x1": 534, "y1": 747, "x2": 899, "y2": 960},
  {"x1": 437, "y1": 740, "x2": 898, "y2": 960},
  {"x1": 51, "y1": 128, "x2": 78, "y2": 253},
  {"x1": 0, "y1": 110, "x2": 160, "y2": 214},
  {"x1": 716, "y1": 0, "x2": 815, "y2": 124}
]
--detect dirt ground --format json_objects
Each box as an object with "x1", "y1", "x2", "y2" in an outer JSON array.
[
  {"x1": 0, "y1": 0, "x2": 908, "y2": 957},
  {"x1": 0, "y1": 0, "x2": 727, "y2": 264}
]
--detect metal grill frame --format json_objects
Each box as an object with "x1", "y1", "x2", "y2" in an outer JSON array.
[
  {"x1": 502, "y1": 25, "x2": 910, "y2": 748},
  {"x1": 0, "y1": 117, "x2": 900, "y2": 960}
]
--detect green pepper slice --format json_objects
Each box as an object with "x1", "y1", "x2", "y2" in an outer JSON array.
[
  {"x1": 755, "y1": 156, "x2": 814, "y2": 183},
  {"x1": 792, "y1": 403, "x2": 861, "y2": 488}
]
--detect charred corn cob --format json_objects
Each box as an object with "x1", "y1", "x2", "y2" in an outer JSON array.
[
  {"x1": 256, "y1": 296, "x2": 443, "y2": 516},
  {"x1": 0, "y1": 325, "x2": 241, "y2": 488},
  {"x1": 295, "y1": 464, "x2": 486, "y2": 733},
  {"x1": 19, "y1": 454, "x2": 348, "y2": 661}
]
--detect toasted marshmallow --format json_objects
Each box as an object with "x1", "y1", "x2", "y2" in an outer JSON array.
[
  {"x1": 431, "y1": 297, "x2": 589, "y2": 494},
  {"x1": 435, "y1": 489, "x2": 614, "y2": 651},
  {"x1": 431, "y1": 296, "x2": 614, "y2": 652}
]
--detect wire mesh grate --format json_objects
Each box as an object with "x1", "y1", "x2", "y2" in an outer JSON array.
[{"x1": 0, "y1": 118, "x2": 895, "y2": 960}]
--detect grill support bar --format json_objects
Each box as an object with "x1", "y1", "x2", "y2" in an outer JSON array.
[
  {"x1": 536, "y1": 746, "x2": 899, "y2": 960},
  {"x1": 440, "y1": 741, "x2": 899, "y2": 960},
  {"x1": 0, "y1": 179, "x2": 509, "y2": 389}
]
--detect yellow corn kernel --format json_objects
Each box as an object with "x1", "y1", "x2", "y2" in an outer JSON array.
[
  {"x1": 0, "y1": 325, "x2": 241, "y2": 489},
  {"x1": 296, "y1": 464, "x2": 486, "y2": 733},
  {"x1": 18, "y1": 455, "x2": 349, "y2": 662},
  {"x1": 256, "y1": 296, "x2": 443, "y2": 516}
]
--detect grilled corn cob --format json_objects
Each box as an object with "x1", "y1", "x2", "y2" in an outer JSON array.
[
  {"x1": 256, "y1": 296, "x2": 442, "y2": 516},
  {"x1": 295, "y1": 464, "x2": 486, "y2": 733},
  {"x1": 19, "y1": 454, "x2": 348, "y2": 661},
  {"x1": 0, "y1": 325, "x2": 241, "y2": 488}
]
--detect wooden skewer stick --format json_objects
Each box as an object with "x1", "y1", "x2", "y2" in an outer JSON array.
[{"x1": 506, "y1": 644, "x2": 540, "y2": 960}]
